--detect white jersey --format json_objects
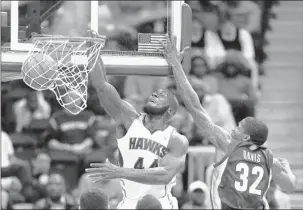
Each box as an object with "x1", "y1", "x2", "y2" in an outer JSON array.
[{"x1": 117, "y1": 114, "x2": 176, "y2": 199}]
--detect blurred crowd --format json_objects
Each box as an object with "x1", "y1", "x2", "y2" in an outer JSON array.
[{"x1": 2, "y1": 0, "x2": 290, "y2": 209}]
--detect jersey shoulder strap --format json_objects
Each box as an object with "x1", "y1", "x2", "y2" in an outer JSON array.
[
  {"x1": 213, "y1": 140, "x2": 242, "y2": 168},
  {"x1": 266, "y1": 149, "x2": 274, "y2": 172}
]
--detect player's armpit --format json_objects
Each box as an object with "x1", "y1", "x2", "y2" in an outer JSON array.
[
  {"x1": 95, "y1": 84, "x2": 139, "y2": 128},
  {"x1": 272, "y1": 157, "x2": 296, "y2": 193},
  {"x1": 189, "y1": 106, "x2": 231, "y2": 152}
]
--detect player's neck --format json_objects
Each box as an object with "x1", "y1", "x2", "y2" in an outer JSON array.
[{"x1": 144, "y1": 114, "x2": 167, "y2": 132}]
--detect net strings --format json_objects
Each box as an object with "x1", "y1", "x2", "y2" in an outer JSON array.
[{"x1": 21, "y1": 38, "x2": 104, "y2": 114}]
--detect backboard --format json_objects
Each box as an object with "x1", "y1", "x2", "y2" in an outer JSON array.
[{"x1": 1, "y1": 1, "x2": 192, "y2": 81}]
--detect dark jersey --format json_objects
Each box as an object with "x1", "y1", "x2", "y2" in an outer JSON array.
[
  {"x1": 48, "y1": 110, "x2": 95, "y2": 145},
  {"x1": 214, "y1": 140, "x2": 273, "y2": 209},
  {"x1": 218, "y1": 28, "x2": 242, "y2": 52}
]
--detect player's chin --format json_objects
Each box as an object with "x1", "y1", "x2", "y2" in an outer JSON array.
[{"x1": 144, "y1": 101, "x2": 157, "y2": 108}]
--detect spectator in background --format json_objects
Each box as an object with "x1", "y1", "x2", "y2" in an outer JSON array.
[
  {"x1": 189, "y1": 76, "x2": 235, "y2": 145},
  {"x1": 215, "y1": 9, "x2": 259, "y2": 89},
  {"x1": 13, "y1": 90, "x2": 51, "y2": 133},
  {"x1": 189, "y1": 55, "x2": 211, "y2": 78},
  {"x1": 181, "y1": 181, "x2": 210, "y2": 209},
  {"x1": 73, "y1": 172, "x2": 122, "y2": 209},
  {"x1": 198, "y1": 76, "x2": 236, "y2": 133},
  {"x1": 30, "y1": 153, "x2": 51, "y2": 202},
  {"x1": 227, "y1": 1, "x2": 262, "y2": 33},
  {"x1": 215, "y1": 57, "x2": 258, "y2": 124},
  {"x1": 34, "y1": 173, "x2": 76, "y2": 209},
  {"x1": 79, "y1": 188, "x2": 109, "y2": 209},
  {"x1": 136, "y1": 194, "x2": 162, "y2": 210},
  {"x1": 1, "y1": 131, "x2": 34, "y2": 203},
  {"x1": 191, "y1": 17, "x2": 225, "y2": 70},
  {"x1": 47, "y1": 90, "x2": 95, "y2": 158},
  {"x1": 191, "y1": 18, "x2": 206, "y2": 49}
]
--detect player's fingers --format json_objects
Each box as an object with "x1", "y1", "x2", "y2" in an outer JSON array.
[
  {"x1": 182, "y1": 46, "x2": 191, "y2": 54},
  {"x1": 87, "y1": 173, "x2": 103, "y2": 178},
  {"x1": 85, "y1": 168, "x2": 103, "y2": 173},
  {"x1": 166, "y1": 34, "x2": 172, "y2": 49},
  {"x1": 89, "y1": 163, "x2": 106, "y2": 168},
  {"x1": 172, "y1": 35, "x2": 177, "y2": 48},
  {"x1": 160, "y1": 41, "x2": 168, "y2": 50},
  {"x1": 157, "y1": 48, "x2": 166, "y2": 54},
  {"x1": 92, "y1": 173, "x2": 112, "y2": 183},
  {"x1": 180, "y1": 46, "x2": 191, "y2": 61},
  {"x1": 92, "y1": 178, "x2": 104, "y2": 183}
]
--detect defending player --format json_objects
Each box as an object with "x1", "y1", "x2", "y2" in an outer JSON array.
[
  {"x1": 161, "y1": 36, "x2": 296, "y2": 210},
  {"x1": 85, "y1": 52, "x2": 188, "y2": 209}
]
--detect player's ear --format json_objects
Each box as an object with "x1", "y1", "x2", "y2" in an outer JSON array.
[{"x1": 166, "y1": 107, "x2": 173, "y2": 117}]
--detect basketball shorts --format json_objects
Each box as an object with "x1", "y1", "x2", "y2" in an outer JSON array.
[
  {"x1": 117, "y1": 194, "x2": 178, "y2": 209},
  {"x1": 221, "y1": 202, "x2": 265, "y2": 210}
]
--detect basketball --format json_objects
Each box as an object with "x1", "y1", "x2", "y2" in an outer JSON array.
[{"x1": 22, "y1": 53, "x2": 58, "y2": 91}]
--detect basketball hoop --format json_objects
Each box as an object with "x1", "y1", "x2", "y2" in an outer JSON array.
[{"x1": 21, "y1": 31, "x2": 106, "y2": 115}]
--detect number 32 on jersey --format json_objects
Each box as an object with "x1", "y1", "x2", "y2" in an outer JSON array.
[{"x1": 234, "y1": 162, "x2": 264, "y2": 195}]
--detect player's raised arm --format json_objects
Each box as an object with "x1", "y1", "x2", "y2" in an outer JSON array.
[
  {"x1": 89, "y1": 55, "x2": 139, "y2": 129},
  {"x1": 87, "y1": 132, "x2": 188, "y2": 185},
  {"x1": 272, "y1": 157, "x2": 296, "y2": 193},
  {"x1": 161, "y1": 36, "x2": 231, "y2": 152}
]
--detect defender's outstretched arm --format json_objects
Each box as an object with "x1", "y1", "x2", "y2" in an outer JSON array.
[
  {"x1": 162, "y1": 37, "x2": 231, "y2": 152},
  {"x1": 89, "y1": 56, "x2": 138, "y2": 128}
]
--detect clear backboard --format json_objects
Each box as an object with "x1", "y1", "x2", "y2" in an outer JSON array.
[{"x1": 1, "y1": 1, "x2": 192, "y2": 81}]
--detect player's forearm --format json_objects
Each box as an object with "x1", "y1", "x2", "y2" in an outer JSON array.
[
  {"x1": 275, "y1": 171, "x2": 296, "y2": 193},
  {"x1": 171, "y1": 59, "x2": 214, "y2": 130},
  {"x1": 170, "y1": 59, "x2": 202, "y2": 110},
  {"x1": 273, "y1": 160, "x2": 297, "y2": 193},
  {"x1": 90, "y1": 56, "x2": 108, "y2": 86},
  {"x1": 117, "y1": 167, "x2": 173, "y2": 185},
  {"x1": 94, "y1": 82, "x2": 123, "y2": 117}
]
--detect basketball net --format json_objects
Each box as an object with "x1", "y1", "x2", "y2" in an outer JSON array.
[{"x1": 21, "y1": 32, "x2": 106, "y2": 115}]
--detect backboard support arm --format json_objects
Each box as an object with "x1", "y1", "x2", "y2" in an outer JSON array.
[{"x1": 26, "y1": 1, "x2": 41, "y2": 37}]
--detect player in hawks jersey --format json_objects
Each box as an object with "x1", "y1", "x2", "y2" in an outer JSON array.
[
  {"x1": 85, "y1": 51, "x2": 188, "y2": 209},
  {"x1": 160, "y1": 35, "x2": 296, "y2": 209}
]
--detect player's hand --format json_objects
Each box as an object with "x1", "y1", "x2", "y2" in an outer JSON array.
[
  {"x1": 85, "y1": 159, "x2": 119, "y2": 182},
  {"x1": 159, "y1": 35, "x2": 190, "y2": 65}
]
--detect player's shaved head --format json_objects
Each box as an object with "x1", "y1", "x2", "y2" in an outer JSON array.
[
  {"x1": 79, "y1": 188, "x2": 109, "y2": 209},
  {"x1": 136, "y1": 194, "x2": 162, "y2": 210},
  {"x1": 242, "y1": 117, "x2": 268, "y2": 145}
]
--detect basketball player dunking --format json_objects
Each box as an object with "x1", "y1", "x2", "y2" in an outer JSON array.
[
  {"x1": 85, "y1": 52, "x2": 189, "y2": 209},
  {"x1": 160, "y1": 36, "x2": 296, "y2": 210}
]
